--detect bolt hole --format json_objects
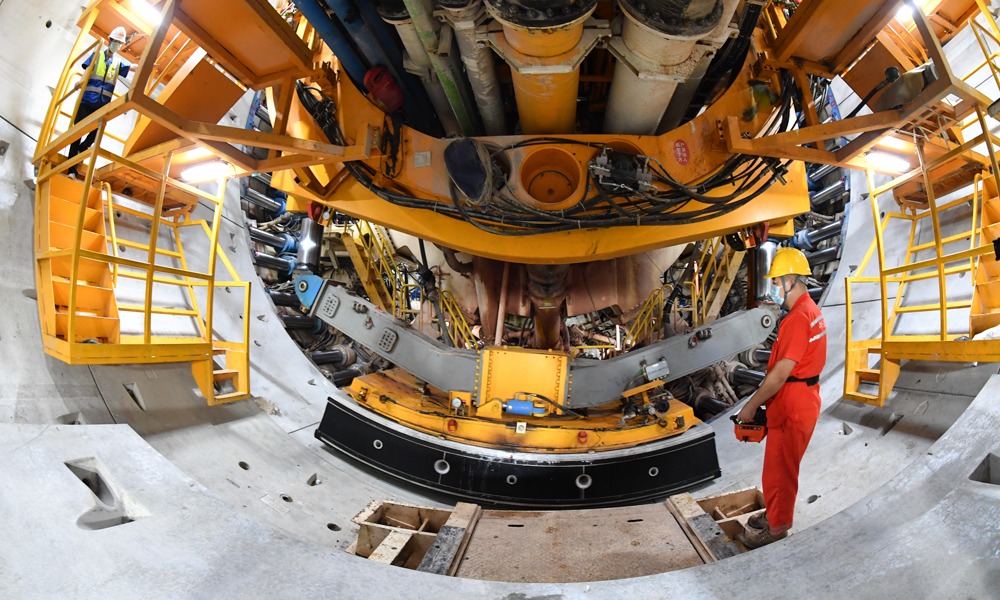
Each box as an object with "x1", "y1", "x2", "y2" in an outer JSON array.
[
  {"x1": 280, "y1": 494, "x2": 292, "y2": 503},
  {"x1": 648, "y1": 467, "x2": 659, "y2": 477},
  {"x1": 115, "y1": 211, "x2": 122, "y2": 218},
  {"x1": 506, "y1": 475, "x2": 517, "y2": 485},
  {"x1": 307, "y1": 473, "x2": 321, "y2": 486},
  {"x1": 327, "y1": 523, "x2": 341, "y2": 531},
  {"x1": 238, "y1": 461, "x2": 249, "y2": 470},
  {"x1": 118, "y1": 244, "x2": 125, "y2": 252},
  {"x1": 807, "y1": 494, "x2": 820, "y2": 504},
  {"x1": 575, "y1": 474, "x2": 592, "y2": 490},
  {"x1": 46, "y1": 20, "x2": 53, "y2": 28},
  {"x1": 373, "y1": 439, "x2": 383, "y2": 450},
  {"x1": 434, "y1": 459, "x2": 450, "y2": 475}
]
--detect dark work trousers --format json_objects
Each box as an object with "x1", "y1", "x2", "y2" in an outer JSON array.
[{"x1": 67, "y1": 101, "x2": 104, "y2": 162}]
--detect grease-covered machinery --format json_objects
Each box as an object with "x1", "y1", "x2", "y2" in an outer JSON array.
[{"x1": 276, "y1": 0, "x2": 809, "y2": 505}]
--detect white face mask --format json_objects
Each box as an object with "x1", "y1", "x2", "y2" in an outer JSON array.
[
  {"x1": 769, "y1": 277, "x2": 788, "y2": 308},
  {"x1": 109, "y1": 41, "x2": 122, "y2": 54}
]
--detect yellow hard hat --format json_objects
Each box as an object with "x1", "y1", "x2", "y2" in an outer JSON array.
[{"x1": 766, "y1": 247, "x2": 812, "y2": 279}]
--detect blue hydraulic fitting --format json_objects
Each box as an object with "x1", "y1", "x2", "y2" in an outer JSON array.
[{"x1": 504, "y1": 399, "x2": 546, "y2": 417}]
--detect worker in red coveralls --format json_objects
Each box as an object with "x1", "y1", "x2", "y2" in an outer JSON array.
[{"x1": 736, "y1": 247, "x2": 827, "y2": 548}]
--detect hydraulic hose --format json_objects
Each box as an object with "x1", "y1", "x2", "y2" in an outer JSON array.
[{"x1": 845, "y1": 67, "x2": 900, "y2": 120}]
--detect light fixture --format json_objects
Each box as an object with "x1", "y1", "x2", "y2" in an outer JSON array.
[
  {"x1": 895, "y1": 5, "x2": 913, "y2": 23},
  {"x1": 131, "y1": 0, "x2": 163, "y2": 26},
  {"x1": 181, "y1": 161, "x2": 230, "y2": 183},
  {"x1": 182, "y1": 147, "x2": 215, "y2": 161},
  {"x1": 865, "y1": 150, "x2": 911, "y2": 173},
  {"x1": 877, "y1": 136, "x2": 909, "y2": 151}
]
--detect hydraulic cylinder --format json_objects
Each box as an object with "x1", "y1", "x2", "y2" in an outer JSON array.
[{"x1": 486, "y1": 0, "x2": 598, "y2": 134}]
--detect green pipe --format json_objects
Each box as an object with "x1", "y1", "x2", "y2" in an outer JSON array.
[{"x1": 400, "y1": 0, "x2": 482, "y2": 136}]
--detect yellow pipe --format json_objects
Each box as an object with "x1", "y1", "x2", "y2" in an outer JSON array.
[{"x1": 497, "y1": 15, "x2": 592, "y2": 134}]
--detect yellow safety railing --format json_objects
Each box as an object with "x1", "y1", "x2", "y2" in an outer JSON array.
[
  {"x1": 439, "y1": 289, "x2": 477, "y2": 349},
  {"x1": 345, "y1": 219, "x2": 417, "y2": 319},
  {"x1": 624, "y1": 285, "x2": 671, "y2": 350},
  {"x1": 571, "y1": 344, "x2": 617, "y2": 359},
  {"x1": 690, "y1": 237, "x2": 746, "y2": 327},
  {"x1": 843, "y1": 103, "x2": 1000, "y2": 406}
]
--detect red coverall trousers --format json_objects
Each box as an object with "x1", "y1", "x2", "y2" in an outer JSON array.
[{"x1": 762, "y1": 410, "x2": 818, "y2": 535}]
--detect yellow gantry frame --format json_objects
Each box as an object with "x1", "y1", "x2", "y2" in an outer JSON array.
[
  {"x1": 844, "y1": 113, "x2": 1000, "y2": 406},
  {"x1": 32, "y1": 0, "x2": 262, "y2": 404}
]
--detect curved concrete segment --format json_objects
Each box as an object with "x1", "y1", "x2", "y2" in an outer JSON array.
[{"x1": 3, "y1": 376, "x2": 999, "y2": 598}]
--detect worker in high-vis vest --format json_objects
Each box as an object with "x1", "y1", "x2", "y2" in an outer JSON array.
[
  {"x1": 67, "y1": 26, "x2": 132, "y2": 177},
  {"x1": 736, "y1": 247, "x2": 827, "y2": 548}
]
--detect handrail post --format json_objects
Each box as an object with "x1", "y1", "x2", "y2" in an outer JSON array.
[
  {"x1": 204, "y1": 176, "x2": 229, "y2": 346},
  {"x1": 104, "y1": 183, "x2": 120, "y2": 287},
  {"x1": 914, "y1": 143, "x2": 949, "y2": 341},
  {"x1": 68, "y1": 121, "x2": 106, "y2": 343},
  {"x1": 143, "y1": 152, "x2": 173, "y2": 344},
  {"x1": 865, "y1": 169, "x2": 890, "y2": 341}
]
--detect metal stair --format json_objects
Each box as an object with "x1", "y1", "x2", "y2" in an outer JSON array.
[
  {"x1": 35, "y1": 167, "x2": 252, "y2": 405},
  {"x1": 971, "y1": 175, "x2": 1000, "y2": 335},
  {"x1": 38, "y1": 175, "x2": 121, "y2": 345},
  {"x1": 340, "y1": 220, "x2": 420, "y2": 319},
  {"x1": 844, "y1": 130, "x2": 999, "y2": 408}
]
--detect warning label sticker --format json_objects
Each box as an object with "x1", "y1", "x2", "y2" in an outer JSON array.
[{"x1": 673, "y1": 140, "x2": 690, "y2": 166}]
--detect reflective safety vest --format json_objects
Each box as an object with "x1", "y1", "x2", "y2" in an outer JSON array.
[{"x1": 84, "y1": 51, "x2": 122, "y2": 104}]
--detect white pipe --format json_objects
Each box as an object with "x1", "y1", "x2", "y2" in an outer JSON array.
[
  {"x1": 441, "y1": 1, "x2": 506, "y2": 136},
  {"x1": 604, "y1": 10, "x2": 698, "y2": 135},
  {"x1": 605, "y1": 0, "x2": 740, "y2": 135},
  {"x1": 386, "y1": 17, "x2": 463, "y2": 135}
]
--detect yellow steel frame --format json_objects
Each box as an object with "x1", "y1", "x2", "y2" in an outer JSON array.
[
  {"x1": 345, "y1": 368, "x2": 697, "y2": 453},
  {"x1": 733, "y1": 0, "x2": 994, "y2": 174},
  {"x1": 31, "y1": 1, "x2": 269, "y2": 404},
  {"x1": 439, "y1": 290, "x2": 477, "y2": 350},
  {"x1": 688, "y1": 237, "x2": 746, "y2": 327},
  {"x1": 844, "y1": 104, "x2": 1000, "y2": 406},
  {"x1": 624, "y1": 285, "x2": 671, "y2": 350}
]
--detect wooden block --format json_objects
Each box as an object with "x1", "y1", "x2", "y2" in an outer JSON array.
[
  {"x1": 667, "y1": 493, "x2": 742, "y2": 561},
  {"x1": 664, "y1": 495, "x2": 715, "y2": 564},
  {"x1": 417, "y1": 502, "x2": 482, "y2": 576},
  {"x1": 688, "y1": 514, "x2": 742, "y2": 560},
  {"x1": 694, "y1": 487, "x2": 764, "y2": 519},
  {"x1": 369, "y1": 530, "x2": 413, "y2": 565}
]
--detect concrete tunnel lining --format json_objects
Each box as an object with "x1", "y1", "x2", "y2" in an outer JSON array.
[{"x1": 3, "y1": 0, "x2": 1000, "y2": 596}]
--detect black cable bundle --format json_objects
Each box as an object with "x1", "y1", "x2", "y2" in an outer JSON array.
[{"x1": 296, "y1": 73, "x2": 795, "y2": 237}]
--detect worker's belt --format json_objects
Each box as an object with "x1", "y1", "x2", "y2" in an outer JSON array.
[
  {"x1": 84, "y1": 85, "x2": 113, "y2": 99},
  {"x1": 786, "y1": 374, "x2": 819, "y2": 386}
]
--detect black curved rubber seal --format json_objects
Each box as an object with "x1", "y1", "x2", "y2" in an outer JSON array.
[
  {"x1": 620, "y1": 0, "x2": 724, "y2": 37},
  {"x1": 314, "y1": 396, "x2": 721, "y2": 508},
  {"x1": 485, "y1": 0, "x2": 598, "y2": 29}
]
